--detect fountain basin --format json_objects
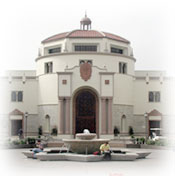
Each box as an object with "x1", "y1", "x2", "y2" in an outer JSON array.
[
  {"x1": 76, "y1": 133, "x2": 97, "y2": 140},
  {"x1": 63, "y1": 139, "x2": 110, "y2": 154}
]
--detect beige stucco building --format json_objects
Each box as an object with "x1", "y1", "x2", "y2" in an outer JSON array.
[{"x1": 1, "y1": 15, "x2": 175, "y2": 139}]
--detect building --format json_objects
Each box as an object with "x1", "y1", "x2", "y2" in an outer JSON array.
[{"x1": 1, "y1": 15, "x2": 175, "y2": 139}]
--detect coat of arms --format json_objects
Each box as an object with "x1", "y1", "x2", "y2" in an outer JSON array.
[{"x1": 80, "y1": 62, "x2": 92, "y2": 81}]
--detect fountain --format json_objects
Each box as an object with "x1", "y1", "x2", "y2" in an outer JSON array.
[
  {"x1": 63, "y1": 129, "x2": 109, "y2": 154},
  {"x1": 22, "y1": 129, "x2": 151, "y2": 161}
]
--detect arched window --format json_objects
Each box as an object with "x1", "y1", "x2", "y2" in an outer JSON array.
[
  {"x1": 121, "y1": 115, "x2": 126, "y2": 133},
  {"x1": 45, "y1": 115, "x2": 50, "y2": 133}
]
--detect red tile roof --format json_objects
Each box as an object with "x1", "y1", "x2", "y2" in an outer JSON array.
[
  {"x1": 42, "y1": 32, "x2": 68, "y2": 43},
  {"x1": 9, "y1": 109, "x2": 24, "y2": 115},
  {"x1": 103, "y1": 32, "x2": 129, "y2": 43},
  {"x1": 148, "y1": 109, "x2": 162, "y2": 116},
  {"x1": 42, "y1": 30, "x2": 130, "y2": 44},
  {"x1": 68, "y1": 30, "x2": 104, "y2": 38}
]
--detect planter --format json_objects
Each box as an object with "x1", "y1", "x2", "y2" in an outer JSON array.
[
  {"x1": 126, "y1": 144, "x2": 141, "y2": 148},
  {"x1": 7, "y1": 144, "x2": 35, "y2": 149}
]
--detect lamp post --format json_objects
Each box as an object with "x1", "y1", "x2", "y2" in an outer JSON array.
[
  {"x1": 144, "y1": 112, "x2": 148, "y2": 138},
  {"x1": 24, "y1": 112, "x2": 28, "y2": 137}
]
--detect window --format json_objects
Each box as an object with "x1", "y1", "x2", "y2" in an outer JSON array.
[
  {"x1": 149, "y1": 91, "x2": 160, "y2": 102},
  {"x1": 80, "y1": 60, "x2": 85, "y2": 65},
  {"x1": 119, "y1": 62, "x2": 127, "y2": 74},
  {"x1": 75, "y1": 45, "x2": 97, "y2": 52},
  {"x1": 11, "y1": 92, "x2": 16, "y2": 102},
  {"x1": 111, "y1": 47, "x2": 123, "y2": 54},
  {"x1": 18, "y1": 91, "x2": 23, "y2": 102},
  {"x1": 79, "y1": 60, "x2": 92, "y2": 65},
  {"x1": 11, "y1": 91, "x2": 23, "y2": 102},
  {"x1": 45, "y1": 62, "x2": 53, "y2": 73},
  {"x1": 48, "y1": 47, "x2": 61, "y2": 54}
]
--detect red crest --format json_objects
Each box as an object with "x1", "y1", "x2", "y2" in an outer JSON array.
[{"x1": 80, "y1": 62, "x2": 92, "y2": 81}]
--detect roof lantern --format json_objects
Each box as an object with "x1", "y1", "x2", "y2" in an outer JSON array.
[{"x1": 80, "y1": 12, "x2": 91, "y2": 30}]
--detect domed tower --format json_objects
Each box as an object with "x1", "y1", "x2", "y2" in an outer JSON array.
[
  {"x1": 36, "y1": 16, "x2": 135, "y2": 139},
  {"x1": 80, "y1": 13, "x2": 91, "y2": 30}
]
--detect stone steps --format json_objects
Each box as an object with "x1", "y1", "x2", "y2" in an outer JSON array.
[{"x1": 47, "y1": 140, "x2": 130, "y2": 148}]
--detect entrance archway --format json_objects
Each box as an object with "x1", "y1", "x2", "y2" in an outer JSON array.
[
  {"x1": 73, "y1": 88, "x2": 99, "y2": 136},
  {"x1": 9, "y1": 109, "x2": 24, "y2": 136}
]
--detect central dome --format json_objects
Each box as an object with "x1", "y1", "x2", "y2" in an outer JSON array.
[
  {"x1": 41, "y1": 14, "x2": 130, "y2": 44},
  {"x1": 42, "y1": 30, "x2": 130, "y2": 44}
]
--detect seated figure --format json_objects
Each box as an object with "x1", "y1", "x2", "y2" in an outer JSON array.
[
  {"x1": 32, "y1": 140, "x2": 44, "y2": 158},
  {"x1": 100, "y1": 142, "x2": 111, "y2": 160}
]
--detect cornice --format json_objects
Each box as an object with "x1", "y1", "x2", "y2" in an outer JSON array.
[{"x1": 35, "y1": 52, "x2": 136, "y2": 62}]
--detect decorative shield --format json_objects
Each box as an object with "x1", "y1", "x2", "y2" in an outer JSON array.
[{"x1": 80, "y1": 62, "x2": 92, "y2": 81}]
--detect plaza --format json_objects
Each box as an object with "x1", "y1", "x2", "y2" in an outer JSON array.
[
  {"x1": 1, "y1": 148, "x2": 175, "y2": 176},
  {"x1": 0, "y1": 1, "x2": 175, "y2": 176}
]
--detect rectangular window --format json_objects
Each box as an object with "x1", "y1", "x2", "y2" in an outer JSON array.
[
  {"x1": 75, "y1": 45, "x2": 97, "y2": 52},
  {"x1": 11, "y1": 92, "x2": 16, "y2": 102},
  {"x1": 45, "y1": 62, "x2": 53, "y2": 73},
  {"x1": 11, "y1": 91, "x2": 23, "y2": 102},
  {"x1": 119, "y1": 62, "x2": 127, "y2": 74},
  {"x1": 48, "y1": 47, "x2": 61, "y2": 54},
  {"x1": 148, "y1": 91, "x2": 161, "y2": 102},
  {"x1": 17, "y1": 91, "x2": 23, "y2": 102},
  {"x1": 111, "y1": 47, "x2": 123, "y2": 54}
]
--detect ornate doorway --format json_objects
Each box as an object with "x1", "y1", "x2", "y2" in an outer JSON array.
[{"x1": 73, "y1": 89, "x2": 98, "y2": 135}]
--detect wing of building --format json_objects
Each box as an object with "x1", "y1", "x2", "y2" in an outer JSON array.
[{"x1": 1, "y1": 15, "x2": 175, "y2": 139}]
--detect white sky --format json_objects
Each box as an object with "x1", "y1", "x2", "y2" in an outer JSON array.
[{"x1": 0, "y1": 0, "x2": 175, "y2": 76}]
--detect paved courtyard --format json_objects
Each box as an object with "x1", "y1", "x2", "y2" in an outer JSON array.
[{"x1": 0, "y1": 148, "x2": 175, "y2": 176}]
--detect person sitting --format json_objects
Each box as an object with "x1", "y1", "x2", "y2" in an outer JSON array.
[
  {"x1": 100, "y1": 142, "x2": 111, "y2": 160},
  {"x1": 32, "y1": 140, "x2": 44, "y2": 158}
]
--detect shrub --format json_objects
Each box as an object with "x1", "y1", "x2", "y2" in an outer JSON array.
[
  {"x1": 113, "y1": 126, "x2": 120, "y2": 136},
  {"x1": 51, "y1": 127, "x2": 58, "y2": 136},
  {"x1": 136, "y1": 137, "x2": 145, "y2": 144},
  {"x1": 27, "y1": 137, "x2": 36, "y2": 144},
  {"x1": 128, "y1": 126, "x2": 134, "y2": 136},
  {"x1": 146, "y1": 138, "x2": 166, "y2": 146},
  {"x1": 155, "y1": 139, "x2": 166, "y2": 146},
  {"x1": 140, "y1": 137, "x2": 145, "y2": 144},
  {"x1": 20, "y1": 139, "x2": 27, "y2": 145},
  {"x1": 38, "y1": 126, "x2": 43, "y2": 137},
  {"x1": 146, "y1": 139, "x2": 156, "y2": 145},
  {"x1": 12, "y1": 140, "x2": 20, "y2": 145}
]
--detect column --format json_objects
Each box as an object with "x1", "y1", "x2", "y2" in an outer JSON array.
[
  {"x1": 144, "y1": 113, "x2": 148, "y2": 138},
  {"x1": 107, "y1": 98, "x2": 113, "y2": 134},
  {"x1": 58, "y1": 98, "x2": 64, "y2": 134},
  {"x1": 65, "y1": 97, "x2": 71, "y2": 134},
  {"x1": 101, "y1": 97, "x2": 107, "y2": 134}
]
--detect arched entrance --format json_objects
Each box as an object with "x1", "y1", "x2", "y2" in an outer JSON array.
[{"x1": 73, "y1": 89, "x2": 99, "y2": 136}]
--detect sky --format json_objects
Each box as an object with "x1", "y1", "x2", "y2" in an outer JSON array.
[{"x1": 0, "y1": 0, "x2": 175, "y2": 76}]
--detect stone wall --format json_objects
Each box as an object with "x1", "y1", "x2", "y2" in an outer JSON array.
[
  {"x1": 38, "y1": 105, "x2": 59, "y2": 134},
  {"x1": 26, "y1": 114, "x2": 39, "y2": 136},
  {"x1": 112, "y1": 104, "x2": 133, "y2": 134}
]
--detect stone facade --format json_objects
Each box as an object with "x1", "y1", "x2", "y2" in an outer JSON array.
[{"x1": 0, "y1": 16, "x2": 175, "y2": 139}]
